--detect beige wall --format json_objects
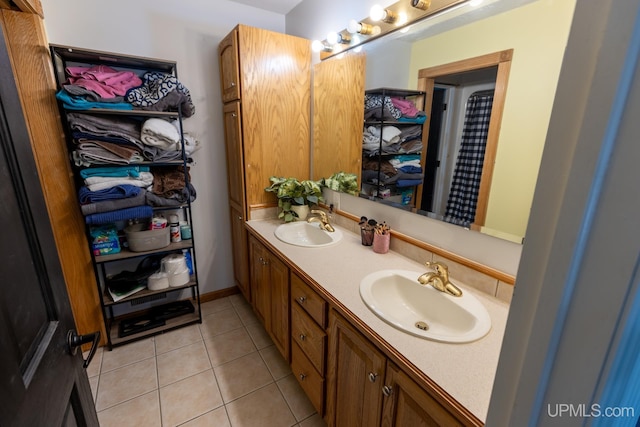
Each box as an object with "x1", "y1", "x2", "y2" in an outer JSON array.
[{"x1": 408, "y1": 0, "x2": 576, "y2": 238}]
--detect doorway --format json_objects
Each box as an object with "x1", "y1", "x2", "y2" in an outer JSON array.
[{"x1": 415, "y1": 49, "x2": 512, "y2": 230}]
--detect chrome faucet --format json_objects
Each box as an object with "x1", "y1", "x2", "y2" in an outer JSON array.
[
  {"x1": 417, "y1": 261, "x2": 463, "y2": 297},
  {"x1": 307, "y1": 209, "x2": 335, "y2": 232}
]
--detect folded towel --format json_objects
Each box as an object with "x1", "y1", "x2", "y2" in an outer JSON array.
[
  {"x1": 63, "y1": 84, "x2": 127, "y2": 103},
  {"x1": 145, "y1": 183, "x2": 196, "y2": 206},
  {"x1": 85, "y1": 171, "x2": 154, "y2": 192},
  {"x1": 126, "y1": 72, "x2": 195, "y2": 117},
  {"x1": 79, "y1": 185, "x2": 142, "y2": 204},
  {"x1": 73, "y1": 148, "x2": 131, "y2": 167},
  {"x1": 85, "y1": 205, "x2": 154, "y2": 225},
  {"x1": 80, "y1": 189, "x2": 147, "y2": 216},
  {"x1": 66, "y1": 65, "x2": 142, "y2": 99},
  {"x1": 56, "y1": 90, "x2": 133, "y2": 111},
  {"x1": 67, "y1": 113, "x2": 143, "y2": 148},
  {"x1": 76, "y1": 140, "x2": 144, "y2": 164},
  {"x1": 80, "y1": 166, "x2": 150, "y2": 179},
  {"x1": 141, "y1": 118, "x2": 180, "y2": 150}
]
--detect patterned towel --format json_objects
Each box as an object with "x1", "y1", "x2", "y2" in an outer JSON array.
[{"x1": 126, "y1": 72, "x2": 195, "y2": 117}]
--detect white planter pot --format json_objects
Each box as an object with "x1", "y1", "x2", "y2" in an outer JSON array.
[{"x1": 291, "y1": 204, "x2": 310, "y2": 221}]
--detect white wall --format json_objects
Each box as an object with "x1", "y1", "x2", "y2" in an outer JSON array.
[{"x1": 40, "y1": 0, "x2": 285, "y2": 295}]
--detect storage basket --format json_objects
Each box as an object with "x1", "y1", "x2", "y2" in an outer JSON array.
[{"x1": 125, "y1": 223, "x2": 170, "y2": 252}]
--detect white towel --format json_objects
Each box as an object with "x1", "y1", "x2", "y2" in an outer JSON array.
[
  {"x1": 85, "y1": 172, "x2": 154, "y2": 192},
  {"x1": 141, "y1": 118, "x2": 180, "y2": 150}
]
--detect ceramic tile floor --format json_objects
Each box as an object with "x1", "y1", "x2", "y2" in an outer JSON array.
[{"x1": 85, "y1": 294, "x2": 327, "y2": 427}]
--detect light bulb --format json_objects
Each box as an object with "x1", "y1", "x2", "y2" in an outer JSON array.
[
  {"x1": 370, "y1": 5, "x2": 385, "y2": 21},
  {"x1": 469, "y1": 0, "x2": 483, "y2": 5},
  {"x1": 347, "y1": 20, "x2": 375, "y2": 35},
  {"x1": 347, "y1": 19, "x2": 361, "y2": 34},
  {"x1": 370, "y1": 5, "x2": 397, "y2": 23},
  {"x1": 327, "y1": 32, "x2": 339, "y2": 45},
  {"x1": 311, "y1": 40, "x2": 323, "y2": 52}
]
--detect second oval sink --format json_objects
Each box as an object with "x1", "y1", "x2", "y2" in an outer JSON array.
[
  {"x1": 359, "y1": 269, "x2": 491, "y2": 343},
  {"x1": 274, "y1": 221, "x2": 343, "y2": 248}
]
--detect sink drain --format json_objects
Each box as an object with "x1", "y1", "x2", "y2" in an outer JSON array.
[{"x1": 415, "y1": 321, "x2": 429, "y2": 331}]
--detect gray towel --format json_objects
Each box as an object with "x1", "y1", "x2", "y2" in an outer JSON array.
[{"x1": 80, "y1": 189, "x2": 147, "y2": 215}]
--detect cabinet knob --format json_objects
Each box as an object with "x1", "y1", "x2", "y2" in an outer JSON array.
[
  {"x1": 229, "y1": 82, "x2": 236, "y2": 88},
  {"x1": 231, "y1": 113, "x2": 237, "y2": 118},
  {"x1": 382, "y1": 385, "x2": 393, "y2": 397},
  {"x1": 299, "y1": 373, "x2": 306, "y2": 381},
  {"x1": 368, "y1": 372, "x2": 378, "y2": 383},
  {"x1": 299, "y1": 334, "x2": 306, "y2": 341},
  {"x1": 237, "y1": 215, "x2": 242, "y2": 220},
  {"x1": 297, "y1": 296, "x2": 306, "y2": 304},
  {"x1": 258, "y1": 257, "x2": 264, "y2": 262}
]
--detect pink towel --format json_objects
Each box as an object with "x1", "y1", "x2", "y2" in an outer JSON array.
[
  {"x1": 66, "y1": 65, "x2": 142, "y2": 99},
  {"x1": 391, "y1": 97, "x2": 421, "y2": 118}
]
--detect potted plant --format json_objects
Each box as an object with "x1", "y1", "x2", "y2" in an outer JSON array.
[
  {"x1": 321, "y1": 172, "x2": 359, "y2": 196},
  {"x1": 265, "y1": 176, "x2": 324, "y2": 222}
]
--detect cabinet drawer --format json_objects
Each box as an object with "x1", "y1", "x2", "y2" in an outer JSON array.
[
  {"x1": 291, "y1": 273, "x2": 327, "y2": 328},
  {"x1": 291, "y1": 341, "x2": 324, "y2": 415},
  {"x1": 291, "y1": 303, "x2": 326, "y2": 375}
]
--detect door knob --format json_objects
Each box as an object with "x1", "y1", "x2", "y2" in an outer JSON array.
[{"x1": 67, "y1": 330, "x2": 100, "y2": 369}]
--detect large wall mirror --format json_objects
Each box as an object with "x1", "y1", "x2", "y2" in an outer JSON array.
[{"x1": 313, "y1": 0, "x2": 576, "y2": 244}]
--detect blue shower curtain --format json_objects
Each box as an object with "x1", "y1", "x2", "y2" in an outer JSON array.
[{"x1": 444, "y1": 91, "x2": 494, "y2": 228}]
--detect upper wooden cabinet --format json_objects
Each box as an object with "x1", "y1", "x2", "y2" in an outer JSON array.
[
  {"x1": 218, "y1": 24, "x2": 311, "y2": 216},
  {"x1": 219, "y1": 30, "x2": 241, "y2": 103},
  {"x1": 312, "y1": 52, "x2": 366, "y2": 183}
]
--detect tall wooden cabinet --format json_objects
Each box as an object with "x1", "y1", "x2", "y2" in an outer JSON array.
[{"x1": 218, "y1": 24, "x2": 311, "y2": 299}]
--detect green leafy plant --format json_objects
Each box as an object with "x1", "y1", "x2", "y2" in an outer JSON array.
[
  {"x1": 321, "y1": 172, "x2": 359, "y2": 196},
  {"x1": 265, "y1": 176, "x2": 324, "y2": 222}
]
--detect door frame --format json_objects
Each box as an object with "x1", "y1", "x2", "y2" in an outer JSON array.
[{"x1": 417, "y1": 49, "x2": 513, "y2": 229}]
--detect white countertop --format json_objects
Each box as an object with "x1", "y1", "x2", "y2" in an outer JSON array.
[{"x1": 246, "y1": 219, "x2": 510, "y2": 422}]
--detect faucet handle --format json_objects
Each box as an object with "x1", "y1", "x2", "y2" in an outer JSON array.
[
  {"x1": 425, "y1": 261, "x2": 449, "y2": 274},
  {"x1": 310, "y1": 209, "x2": 327, "y2": 219}
]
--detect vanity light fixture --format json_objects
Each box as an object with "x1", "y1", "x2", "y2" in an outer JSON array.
[
  {"x1": 327, "y1": 31, "x2": 351, "y2": 45},
  {"x1": 411, "y1": 0, "x2": 432, "y2": 10},
  {"x1": 370, "y1": 5, "x2": 398, "y2": 24},
  {"x1": 311, "y1": 40, "x2": 333, "y2": 53},
  {"x1": 347, "y1": 19, "x2": 377, "y2": 35}
]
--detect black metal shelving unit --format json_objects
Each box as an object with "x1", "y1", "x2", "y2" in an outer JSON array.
[
  {"x1": 361, "y1": 87, "x2": 426, "y2": 210},
  {"x1": 49, "y1": 44, "x2": 202, "y2": 349}
]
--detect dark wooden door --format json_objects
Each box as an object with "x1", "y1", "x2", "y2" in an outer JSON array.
[{"x1": 0, "y1": 29, "x2": 98, "y2": 427}]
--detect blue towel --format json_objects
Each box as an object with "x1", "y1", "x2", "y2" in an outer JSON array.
[
  {"x1": 79, "y1": 166, "x2": 150, "y2": 179},
  {"x1": 79, "y1": 185, "x2": 142, "y2": 204},
  {"x1": 396, "y1": 179, "x2": 423, "y2": 188},
  {"x1": 85, "y1": 205, "x2": 153, "y2": 225},
  {"x1": 398, "y1": 165, "x2": 422, "y2": 174},
  {"x1": 56, "y1": 90, "x2": 134, "y2": 111},
  {"x1": 397, "y1": 116, "x2": 427, "y2": 124}
]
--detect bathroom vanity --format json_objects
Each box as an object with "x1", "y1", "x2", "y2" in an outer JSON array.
[{"x1": 245, "y1": 218, "x2": 509, "y2": 426}]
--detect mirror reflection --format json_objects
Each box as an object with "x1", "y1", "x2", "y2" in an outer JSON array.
[{"x1": 313, "y1": 0, "x2": 575, "y2": 244}]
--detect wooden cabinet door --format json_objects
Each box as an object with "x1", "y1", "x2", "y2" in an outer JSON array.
[
  {"x1": 268, "y1": 254, "x2": 290, "y2": 361},
  {"x1": 229, "y1": 204, "x2": 249, "y2": 301},
  {"x1": 327, "y1": 310, "x2": 386, "y2": 427},
  {"x1": 248, "y1": 236, "x2": 269, "y2": 325},
  {"x1": 223, "y1": 102, "x2": 245, "y2": 212},
  {"x1": 218, "y1": 28, "x2": 240, "y2": 103},
  {"x1": 381, "y1": 363, "x2": 463, "y2": 427},
  {"x1": 312, "y1": 51, "x2": 366, "y2": 182}
]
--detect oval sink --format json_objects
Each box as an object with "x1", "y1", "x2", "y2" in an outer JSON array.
[
  {"x1": 274, "y1": 221, "x2": 343, "y2": 248},
  {"x1": 359, "y1": 269, "x2": 491, "y2": 343}
]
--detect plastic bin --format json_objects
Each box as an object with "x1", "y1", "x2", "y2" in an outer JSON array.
[{"x1": 125, "y1": 223, "x2": 170, "y2": 252}]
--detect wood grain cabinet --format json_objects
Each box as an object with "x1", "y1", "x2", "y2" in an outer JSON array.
[
  {"x1": 290, "y1": 273, "x2": 328, "y2": 414},
  {"x1": 327, "y1": 310, "x2": 387, "y2": 427},
  {"x1": 218, "y1": 24, "x2": 310, "y2": 298},
  {"x1": 248, "y1": 235, "x2": 290, "y2": 361},
  {"x1": 327, "y1": 310, "x2": 465, "y2": 427}
]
